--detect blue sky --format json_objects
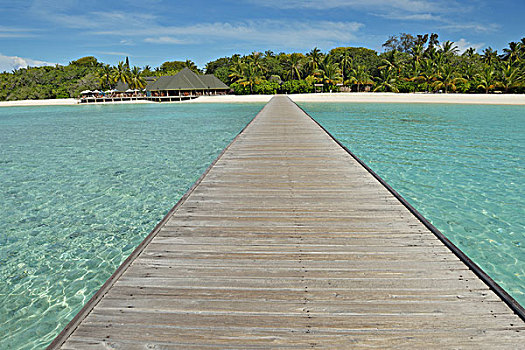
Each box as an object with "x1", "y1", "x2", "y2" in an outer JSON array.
[{"x1": 0, "y1": 0, "x2": 524, "y2": 72}]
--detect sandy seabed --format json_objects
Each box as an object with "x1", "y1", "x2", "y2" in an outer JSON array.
[{"x1": 1, "y1": 93, "x2": 525, "y2": 107}]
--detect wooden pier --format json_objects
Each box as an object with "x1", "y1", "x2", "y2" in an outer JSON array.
[{"x1": 50, "y1": 96, "x2": 523, "y2": 349}]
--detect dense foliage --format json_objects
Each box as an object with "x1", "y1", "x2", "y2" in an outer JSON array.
[
  {"x1": 0, "y1": 57, "x2": 200, "y2": 101},
  {"x1": 1, "y1": 33, "x2": 524, "y2": 100},
  {"x1": 207, "y1": 34, "x2": 525, "y2": 94}
]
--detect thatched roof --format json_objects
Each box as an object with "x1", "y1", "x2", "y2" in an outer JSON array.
[{"x1": 146, "y1": 68, "x2": 229, "y2": 91}]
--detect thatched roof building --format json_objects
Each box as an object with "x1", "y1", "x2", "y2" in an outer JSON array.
[{"x1": 146, "y1": 68, "x2": 229, "y2": 96}]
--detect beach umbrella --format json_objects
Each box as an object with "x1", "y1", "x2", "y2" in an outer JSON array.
[
  {"x1": 92, "y1": 90, "x2": 101, "y2": 94},
  {"x1": 125, "y1": 89, "x2": 134, "y2": 92},
  {"x1": 80, "y1": 90, "x2": 92, "y2": 94}
]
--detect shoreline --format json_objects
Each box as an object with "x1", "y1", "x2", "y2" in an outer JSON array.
[{"x1": 1, "y1": 93, "x2": 525, "y2": 107}]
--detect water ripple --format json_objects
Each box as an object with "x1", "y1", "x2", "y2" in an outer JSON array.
[{"x1": 0, "y1": 103, "x2": 262, "y2": 349}]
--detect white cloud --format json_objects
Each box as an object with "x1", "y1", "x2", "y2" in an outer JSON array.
[
  {"x1": 98, "y1": 51, "x2": 131, "y2": 57},
  {"x1": 0, "y1": 53, "x2": 56, "y2": 72},
  {"x1": 375, "y1": 12, "x2": 442, "y2": 21},
  {"x1": 119, "y1": 39, "x2": 135, "y2": 46},
  {"x1": 28, "y1": 3, "x2": 365, "y2": 49},
  {"x1": 0, "y1": 25, "x2": 37, "y2": 38},
  {"x1": 101, "y1": 20, "x2": 364, "y2": 49},
  {"x1": 144, "y1": 36, "x2": 187, "y2": 44},
  {"x1": 249, "y1": 0, "x2": 439, "y2": 12},
  {"x1": 455, "y1": 38, "x2": 485, "y2": 53},
  {"x1": 441, "y1": 22, "x2": 500, "y2": 33}
]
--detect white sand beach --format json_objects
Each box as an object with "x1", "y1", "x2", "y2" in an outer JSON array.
[
  {"x1": 0, "y1": 98, "x2": 79, "y2": 107},
  {"x1": 192, "y1": 93, "x2": 525, "y2": 105},
  {"x1": 1, "y1": 93, "x2": 525, "y2": 107}
]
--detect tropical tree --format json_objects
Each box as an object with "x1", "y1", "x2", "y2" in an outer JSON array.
[
  {"x1": 439, "y1": 41, "x2": 459, "y2": 61},
  {"x1": 128, "y1": 66, "x2": 146, "y2": 90},
  {"x1": 338, "y1": 50, "x2": 353, "y2": 81},
  {"x1": 373, "y1": 70, "x2": 399, "y2": 92},
  {"x1": 501, "y1": 41, "x2": 522, "y2": 63},
  {"x1": 286, "y1": 53, "x2": 304, "y2": 80},
  {"x1": 99, "y1": 64, "x2": 113, "y2": 89},
  {"x1": 247, "y1": 52, "x2": 266, "y2": 74},
  {"x1": 482, "y1": 48, "x2": 499, "y2": 66},
  {"x1": 184, "y1": 60, "x2": 199, "y2": 73},
  {"x1": 498, "y1": 63, "x2": 522, "y2": 93},
  {"x1": 476, "y1": 65, "x2": 499, "y2": 93},
  {"x1": 237, "y1": 62, "x2": 263, "y2": 94},
  {"x1": 379, "y1": 50, "x2": 402, "y2": 74},
  {"x1": 112, "y1": 61, "x2": 130, "y2": 84},
  {"x1": 463, "y1": 48, "x2": 476, "y2": 59},
  {"x1": 318, "y1": 56, "x2": 342, "y2": 86},
  {"x1": 142, "y1": 65, "x2": 153, "y2": 76},
  {"x1": 432, "y1": 64, "x2": 465, "y2": 93},
  {"x1": 409, "y1": 43, "x2": 425, "y2": 71},
  {"x1": 409, "y1": 63, "x2": 436, "y2": 92},
  {"x1": 346, "y1": 65, "x2": 373, "y2": 92},
  {"x1": 306, "y1": 47, "x2": 323, "y2": 76},
  {"x1": 228, "y1": 55, "x2": 244, "y2": 83}
]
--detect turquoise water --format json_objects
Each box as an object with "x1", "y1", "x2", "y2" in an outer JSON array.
[
  {"x1": 0, "y1": 103, "x2": 262, "y2": 349},
  {"x1": 300, "y1": 102, "x2": 524, "y2": 306}
]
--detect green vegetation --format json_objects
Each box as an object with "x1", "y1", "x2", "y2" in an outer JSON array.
[
  {"x1": 0, "y1": 57, "x2": 200, "y2": 101},
  {"x1": 206, "y1": 34, "x2": 525, "y2": 95},
  {"x1": 1, "y1": 34, "x2": 524, "y2": 100}
]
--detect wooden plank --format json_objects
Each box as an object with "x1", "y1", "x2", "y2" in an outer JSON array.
[{"x1": 49, "y1": 96, "x2": 524, "y2": 349}]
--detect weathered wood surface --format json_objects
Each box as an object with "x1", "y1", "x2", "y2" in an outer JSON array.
[{"x1": 56, "y1": 96, "x2": 523, "y2": 349}]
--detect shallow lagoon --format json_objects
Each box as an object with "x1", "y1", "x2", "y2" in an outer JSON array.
[
  {"x1": 1, "y1": 101, "x2": 523, "y2": 348},
  {"x1": 301, "y1": 102, "x2": 524, "y2": 307},
  {"x1": 0, "y1": 103, "x2": 263, "y2": 349}
]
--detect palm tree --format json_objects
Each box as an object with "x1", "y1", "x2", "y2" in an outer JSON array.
[
  {"x1": 237, "y1": 62, "x2": 263, "y2": 94},
  {"x1": 410, "y1": 43, "x2": 425, "y2": 71},
  {"x1": 432, "y1": 64, "x2": 465, "y2": 93},
  {"x1": 318, "y1": 56, "x2": 342, "y2": 86},
  {"x1": 228, "y1": 56, "x2": 244, "y2": 83},
  {"x1": 128, "y1": 66, "x2": 146, "y2": 90},
  {"x1": 409, "y1": 59, "x2": 436, "y2": 92},
  {"x1": 501, "y1": 42, "x2": 522, "y2": 63},
  {"x1": 373, "y1": 70, "x2": 399, "y2": 92},
  {"x1": 439, "y1": 41, "x2": 459, "y2": 59},
  {"x1": 338, "y1": 50, "x2": 353, "y2": 82},
  {"x1": 286, "y1": 53, "x2": 303, "y2": 80},
  {"x1": 482, "y1": 47, "x2": 499, "y2": 66},
  {"x1": 425, "y1": 33, "x2": 440, "y2": 59},
  {"x1": 142, "y1": 65, "x2": 152, "y2": 75},
  {"x1": 99, "y1": 64, "x2": 113, "y2": 89},
  {"x1": 428, "y1": 33, "x2": 440, "y2": 49},
  {"x1": 498, "y1": 63, "x2": 522, "y2": 93},
  {"x1": 185, "y1": 60, "x2": 199, "y2": 73},
  {"x1": 247, "y1": 52, "x2": 266, "y2": 75},
  {"x1": 112, "y1": 61, "x2": 130, "y2": 84},
  {"x1": 264, "y1": 50, "x2": 275, "y2": 58},
  {"x1": 346, "y1": 65, "x2": 373, "y2": 92},
  {"x1": 306, "y1": 47, "x2": 323, "y2": 76},
  {"x1": 476, "y1": 65, "x2": 499, "y2": 93},
  {"x1": 379, "y1": 50, "x2": 402, "y2": 74}
]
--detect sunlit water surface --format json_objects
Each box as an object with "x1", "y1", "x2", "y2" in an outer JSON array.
[
  {"x1": 300, "y1": 102, "x2": 524, "y2": 307},
  {"x1": 0, "y1": 103, "x2": 262, "y2": 349}
]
